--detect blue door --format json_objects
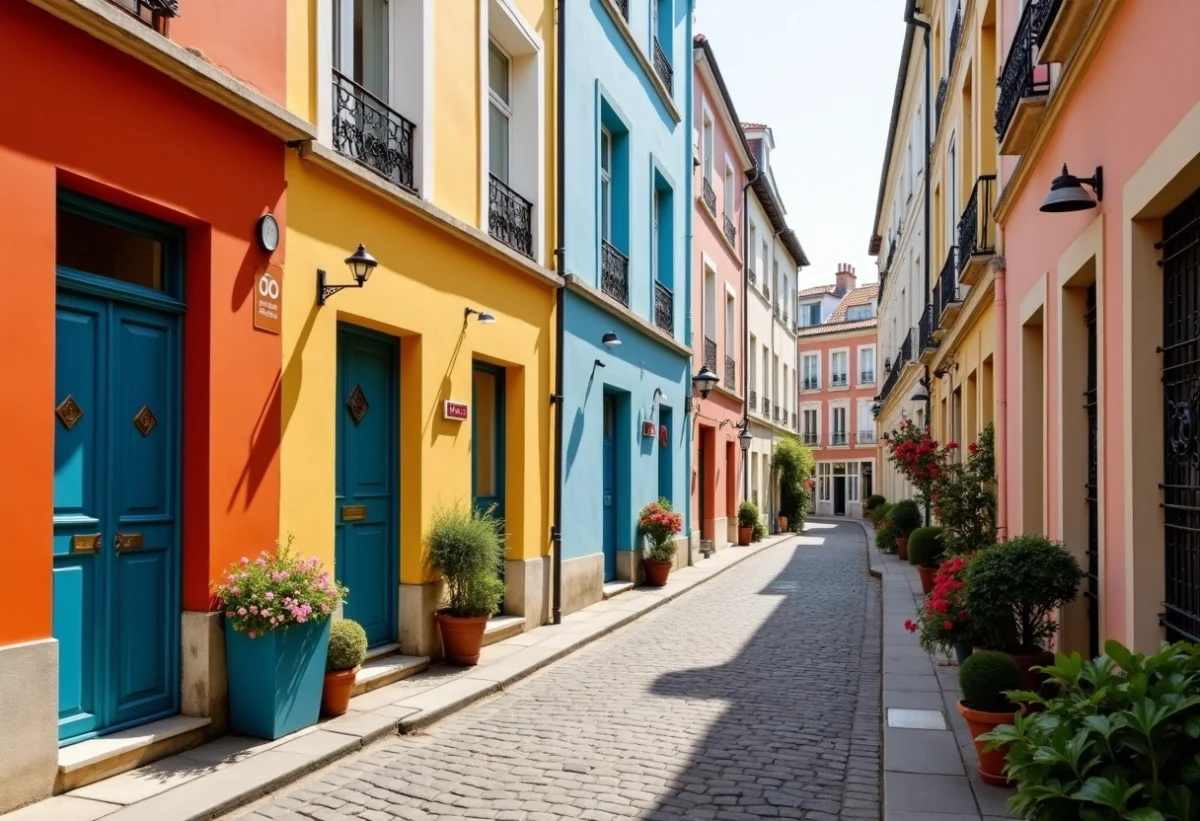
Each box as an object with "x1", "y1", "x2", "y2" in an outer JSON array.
[
  {"x1": 54, "y1": 295, "x2": 182, "y2": 745},
  {"x1": 602, "y1": 396, "x2": 617, "y2": 582},
  {"x1": 471, "y1": 363, "x2": 506, "y2": 601},
  {"x1": 335, "y1": 325, "x2": 399, "y2": 648}
]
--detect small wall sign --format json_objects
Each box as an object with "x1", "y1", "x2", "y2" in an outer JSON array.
[
  {"x1": 254, "y1": 267, "x2": 282, "y2": 335},
  {"x1": 642, "y1": 421, "x2": 656, "y2": 438},
  {"x1": 444, "y1": 400, "x2": 469, "y2": 421}
]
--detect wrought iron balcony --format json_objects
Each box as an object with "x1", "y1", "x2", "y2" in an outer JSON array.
[
  {"x1": 652, "y1": 37, "x2": 673, "y2": 95},
  {"x1": 601, "y1": 240, "x2": 629, "y2": 306},
  {"x1": 936, "y1": 247, "x2": 961, "y2": 329},
  {"x1": 653, "y1": 280, "x2": 674, "y2": 334},
  {"x1": 900, "y1": 326, "x2": 915, "y2": 365},
  {"x1": 704, "y1": 337, "x2": 717, "y2": 371},
  {"x1": 702, "y1": 178, "x2": 716, "y2": 213},
  {"x1": 802, "y1": 377, "x2": 818, "y2": 391},
  {"x1": 762, "y1": 397, "x2": 771, "y2": 417},
  {"x1": 996, "y1": 0, "x2": 1052, "y2": 150},
  {"x1": 886, "y1": 237, "x2": 897, "y2": 270},
  {"x1": 722, "y1": 213, "x2": 737, "y2": 248},
  {"x1": 858, "y1": 430, "x2": 877, "y2": 446},
  {"x1": 936, "y1": 77, "x2": 948, "y2": 130},
  {"x1": 724, "y1": 355, "x2": 736, "y2": 391},
  {"x1": 957, "y1": 175, "x2": 997, "y2": 286},
  {"x1": 332, "y1": 68, "x2": 417, "y2": 192},
  {"x1": 773, "y1": 406, "x2": 781, "y2": 423},
  {"x1": 791, "y1": 412, "x2": 797, "y2": 432},
  {"x1": 488, "y1": 175, "x2": 534, "y2": 258},
  {"x1": 747, "y1": 267, "x2": 756, "y2": 286},
  {"x1": 831, "y1": 373, "x2": 848, "y2": 387},
  {"x1": 749, "y1": 390, "x2": 757, "y2": 412},
  {"x1": 763, "y1": 282, "x2": 771, "y2": 301},
  {"x1": 949, "y1": 4, "x2": 963, "y2": 72},
  {"x1": 614, "y1": 0, "x2": 629, "y2": 21},
  {"x1": 860, "y1": 371, "x2": 876, "y2": 385},
  {"x1": 919, "y1": 302, "x2": 937, "y2": 354},
  {"x1": 830, "y1": 431, "x2": 848, "y2": 447},
  {"x1": 108, "y1": 0, "x2": 178, "y2": 32},
  {"x1": 802, "y1": 431, "x2": 818, "y2": 446}
]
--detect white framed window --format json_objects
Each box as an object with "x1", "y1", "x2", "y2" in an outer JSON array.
[
  {"x1": 799, "y1": 302, "x2": 821, "y2": 327},
  {"x1": 801, "y1": 404, "x2": 819, "y2": 447},
  {"x1": 801, "y1": 353, "x2": 819, "y2": 391},
  {"x1": 702, "y1": 109, "x2": 714, "y2": 184},
  {"x1": 830, "y1": 403, "x2": 848, "y2": 447},
  {"x1": 847, "y1": 462, "x2": 860, "y2": 502},
  {"x1": 830, "y1": 349, "x2": 849, "y2": 388},
  {"x1": 818, "y1": 463, "x2": 832, "y2": 502},
  {"x1": 600, "y1": 126, "x2": 612, "y2": 242},
  {"x1": 488, "y1": 39, "x2": 512, "y2": 184},
  {"x1": 858, "y1": 345, "x2": 876, "y2": 386}
]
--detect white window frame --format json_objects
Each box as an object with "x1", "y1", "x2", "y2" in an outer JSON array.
[
  {"x1": 847, "y1": 462, "x2": 860, "y2": 503},
  {"x1": 829, "y1": 401, "x2": 849, "y2": 447},
  {"x1": 702, "y1": 104, "x2": 715, "y2": 184},
  {"x1": 829, "y1": 347, "x2": 850, "y2": 390},
  {"x1": 724, "y1": 155, "x2": 735, "y2": 219},
  {"x1": 857, "y1": 344, "x2": 876, "y2": 387},
  {"x1": 801, "y1": 402, "x2": 820, "y2": 448},
  {"x1": 600, "y1": 126, "x2": 612, "y2": 242},
  {"x1": 818, "y1": 462, "x2": 832, "y2": 502},
  {"x1": 487, "y1": 38, "x2": 513, "y2": 184},
  {"x1": 801, "y1": 352, "x2": 820, "y2": 392}
]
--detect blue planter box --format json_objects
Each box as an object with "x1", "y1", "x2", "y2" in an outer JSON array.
[{"x1": 224, "y1": 618, "x2": 330, "y2": 740}]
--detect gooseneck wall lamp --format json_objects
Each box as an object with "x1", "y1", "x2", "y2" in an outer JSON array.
[
  {"x1": 1040, "y1": 165, "x2": 1103, "y2": 213},
  {"x1": 464, "y1": 307, "x2": 496, "y2": 325},
  {"x1": 692, "y1": 366, "x2": 719, "y2": 400},
  {"x1": 318, "y1": 243, "x2": 378, "y2": 306}
]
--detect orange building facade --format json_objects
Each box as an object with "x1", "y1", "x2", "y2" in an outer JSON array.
[{"x1": 0, "y1": 1, "x2": 300, "y2": 809}]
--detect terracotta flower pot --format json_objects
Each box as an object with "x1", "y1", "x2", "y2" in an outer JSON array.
[
  {"x1": 643, "y1": 558, "x2": 671, "y2": 587},
  {"x1": 957, "y1": 700, "x2": 1018, "y2": 787},
  {"x1": 435, "y1": 612, "x2": 489, "y2": 666},
  {"x1": 917, "y1": 564, "x2": 937, "y2": 595},
  {"x1": 896, "y1": 537, "x2": 909, "y2": 561},
  {"x1": 1010, "y1": 649, "x2": 1055, "y2": 693},
  {"x1": 778, "y1": 516, "x2": 789, "y2": 532},
  {"x1": 737, "y1": 526, "x2": 752, "y2": 546},
  {"x1": 320, "y1": 666, "x2": 359, "y2": 717}
]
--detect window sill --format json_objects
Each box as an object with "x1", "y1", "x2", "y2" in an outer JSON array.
[
  {"x1": 712, "y1": 383, "x2": 742, "y2": 403},
  {"x1": 30, "y1": 0, "x2": 316, "y2": 142},
  {"x1": 695, "y1": 196, "x2": 742, "y2": 262},
  {"x1": 597, "y1": 0, "x2": 681, "y2": 124},
  {"x1": 564, "y1": 274, "x2": 691, "y2": 358},
  {"x1": 828, "y1": 384, "x2": 850, "y2": 392}
]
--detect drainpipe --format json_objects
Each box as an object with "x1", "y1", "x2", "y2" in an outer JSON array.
[
  {"x1": 995, "y1": 262, "x2": 1007, "y2": 539},
  {"x1": 770, "y1": 225, "x2": 785, "y2": 531},
  {"x1": 741, "y1": 164, "x2": 761, "y2": 502},
  {"x1": 682, "y1": 6, "x2": 694, "y2": 564},
  {"x1": 906, "y1": 0, "x2": 932, "y2": 527},
  {"x1": 551, "y1": 0, "x2": 566, "y2": 625}
]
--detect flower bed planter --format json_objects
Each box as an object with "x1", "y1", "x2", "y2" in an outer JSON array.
[
  {"x1": 643, "y1": 559, "x2": 671, "y2": 587},
  {"x1": 225, "y1": 619, "x2": 330, "y2": 740},
  {"x1": 737, "y1": 526, "x2": 752, "y2": 546},
  {"x1": 436, "y1": 613, "x2": 489, "y2": 666}
]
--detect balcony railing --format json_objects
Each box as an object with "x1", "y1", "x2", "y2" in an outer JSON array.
[
  {"x1": 830, "y1": 431, "x2": 848, "y2": 447},
  {"x1": 879, "y1": 331, "x2": 916, "y2": 402},
  {"x1": 488, "y1": 175, "x2": 534, "y2": 257},
  {"x1": 332, "y1": 68, "x2": 417, "y2": 192},
  {"x1": 722, "y1": 212, "x2": 737, "y2": 248},
  {"x1": 791, "y1": 412, "x2": 797, "y2": 432},
  {"x1": 957, "y1": 175, "x2": 997, "y2": 266},
  {"x1": 860, "y1": 370, "x2": 876, "y2": 384},
  {"x1": 653, "y1": 280, "x2": 674, "y2": 334},
  {"x1": 935, "y1": 77, "x2": 948, "y2": 130},
  {"x1": 704, "y1": 337, "x2": 717, "y2": 372},
  {"x1": 601, "y1": 240, "x2": 629, "y2": 306},
  {"x1": 858, "y1": 430, "x2": 877, "y2": 446},
  {"x1": 747, "y1": 267, "x2": 756, "y2": 286},
  {"x1": 763, "y1": 397, "x2": 771, "y2": 417},
  {"x1": 652, "y1": 37, "x2": 673, "y2": 95},
  {"x1": 936, "y1": 248, "x2": 959, "y2": 321},
  {"x1": 802, "y1": 431, "x2": 818, "y2": 447},
  {"x1": 832, "y1": 373, "x2": 849, "y2": 388},
  {"x1": 802, "y1": 377, "x2": 818, "y2": 391},
  {"x1": 614, "y1": 0, "x2": 629, "y2": 20},
  {"x1": 996, "y1": 0, "x2": 1052, "y2": 143},
  {"x1": 773, "y1": 406, "x2": 781, "y2": 423},
  {"x1": 901, "y1": 326, "x2": 915, "y2": 365},
  {"x1": 1036, "y1": 0, "x2": 1064, "y2": 47},
  {"x1": 763, "y1": 282, "x2": 771, "y2": 301},
  {"x1": 108, "y1": 0, "x2": 178, "y2": 32},
  {"x1": 920, "y1": 302, "x2": 937, "y2": 351},
  {"x1": 724, "y1": 355, "x2": 736, "y2": 391},
  {"x1": 773, "y1": 303, "x2": 780, "y2": 318},
  {"x1": 702, "y1": 177, "x2": 716, "y2": 213},
  {"x1": 749, "y1": 390, "x2": 757, "y2": 412},
  {"x1": 949, "y1": 3, "x2": 963, "y2": 71}
]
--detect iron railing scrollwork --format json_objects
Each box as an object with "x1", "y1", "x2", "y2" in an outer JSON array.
[
  {"x1": 722, "y1": 212, "x2": 737, "y2": 248},
  {"x1": 958, "y1": 175, "x2": 997, "y2": 266},
  {"x1": 653, "y1": 280, "x2": 674, "y2": 334},
  {"x1": 749, "y1": 390, "x2": 757, "y2": 412},
  {"x1": 332, "y1": 68, "x2": 418, "y2": 192},
  {"x1": 1035, "y1": 0, "x2": 1064, "y2": 47},
  {"x1": 763, "y1": 282, "x2": 771, "y2": 301},
  {"x1": 704, "y1": 337, "x2": 717, "y2": 372},
  {"x1": 724, "y1": 355, "x2": 736, "y2": 391},
  {"x1": 920, "y1": 302, "x2": 936, "y2": 351},
  {"x1": 488, "y1": 175, "x2": 534, "y2": 258},
  {"x1": 747, "y1": 267, "x2": 756, "y2": 286},
  {"x1": 601, "y1": 240, "x2": 630, "y2": 306},
  {"x1": 936, "y1": 77, "x2": 948, "y2": 130},
  {"x1": 773, "y1": 303, "x2": 780, "y2": 318},
  {"x1": 702, "y1": 178, "x2": 716, "y2": 213},
  {"x1": 831, "y1": 374, "x2": 848, "y2": 387},
  {"x1": 996, "y1": 0, "x2": 1051, "y2": 143},
  {"x1": 949, "y1": 4, "x2": 963, "y2": 72},
  {"x1": 773, "y1": 406, "x2": 780, "y2": 423},
  {"x1": 614, "y1": 0, "x2": 629, "y2": 20},
  {"x1": 936, "y1": 247, "x2": 959, "y2": 322},
  {"x1": 652, "y1": 37, "x2": 673, "y2": 95}
]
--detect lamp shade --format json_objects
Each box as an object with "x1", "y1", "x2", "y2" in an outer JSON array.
[
  {"x1": 1040, "y1": 165, "x2": 1098, "y2": 213},
  {"x1": 910, "y1": 384, "x2": 929, "y2": 402},
  {"x1": 601, "y1": 331, "x2": 621, "y2": 347},
  {"x1": 345, "y1": 244, "x2": 378, "y2": 283},
  {"x1": 738, "y1": 425, "x2": 753, "y2": 453},
  {"x1": 692, "y1": 366, "x2": 719, "y2": 397}
]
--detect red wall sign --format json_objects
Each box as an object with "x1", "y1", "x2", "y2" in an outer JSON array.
[
  {"x1": 443, "y1": 400, "x2": 469, "y2": 421},
  {"x1": 642, "y1": 421, "x2": 656, "y2": 438}
]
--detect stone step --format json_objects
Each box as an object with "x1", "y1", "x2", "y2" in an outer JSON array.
[
  {"x1": 351, "y1": 653, "x2": 429, "y2": 697},
  {"x1": 482, "y1": 615, "x2": 526, "y2": 647},
  {"x1": 56, "y1": 715, "x2": 212, "y2": 794},
  {"x1": 602, "y1": 581, "x2": 635, "y2": 599}
]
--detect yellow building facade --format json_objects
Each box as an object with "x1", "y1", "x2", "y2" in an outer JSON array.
[{"x1": 282, "y1": 0, "x2": 558, "y2": 656}]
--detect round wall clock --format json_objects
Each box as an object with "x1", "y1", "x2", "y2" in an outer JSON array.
[{"x1": 256, "y1": 213, "x2": 280, "y2": 253}]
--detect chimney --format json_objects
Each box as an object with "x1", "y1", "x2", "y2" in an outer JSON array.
[{"x1": 834, "y1": 263, "x2": 857, "y2": 297}]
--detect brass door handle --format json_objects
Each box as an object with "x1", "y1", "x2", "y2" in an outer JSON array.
[{"x1": 115, "y1": 533, "x2": 144, "y2": 552}]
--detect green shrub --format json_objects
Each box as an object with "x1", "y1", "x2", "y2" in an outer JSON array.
[
  {"x1": 326, "y1": 619, "x2": 368, "y2": 671},
  {"x1": 772, "y1": 436, "x2": 814, "y2": 530},
  {"x1": 964, "y1": 535, "x2": 1083, "y2": 653},
  {"x1": 752, "y1": 520, "x2": 767, "y2": 542},
  {"x1": 864, "y1": 494, "x2": 886, "y2": 513},
  {"x1": 981, "y1": 641, "x2": 1200, "y2": 821},
  {"x1": 875, "y1": 522, "x2": 898, "y2": 554},
  {"x1": 907, "y1": 526, "x2": 944, "y2": 567},
  {"x1": 958, "y1": 650, "x2": 1021, "y2": 713},
  {"x1": 870, "y1": 502, "x2": 893, "y2": 525},
  {"x1": 888, "y1": 499, "x2": 922, "y2": 537},
  {"x1": 737, "y1": 501, "x2": 759, "y2": 528},
  {"x1": 425, "y1": 503, "x2": 506, "y2": 618}
]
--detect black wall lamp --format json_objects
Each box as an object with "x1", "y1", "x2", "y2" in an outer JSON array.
[
  {"x1": 692, "y1": 366, "x2": 719, "y2": 399},
  {"x1": 1040, "y1": 165, "x2": 1103, "y2": 213},
  {"x1": 464, "y1": 307, "x2": 496, "y2": 325},
  {"x1": 318, "y1": 243, "x2": 377, "y2": 305}
]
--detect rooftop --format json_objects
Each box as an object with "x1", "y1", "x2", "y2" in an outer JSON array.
[{"x1": 797, "y1": 285, "x2": 880, "y2": 337}]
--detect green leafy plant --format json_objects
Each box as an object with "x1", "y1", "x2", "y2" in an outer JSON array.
[
  {"x1": 864, "y1": 494, "x2": 886, "y2": 513},
  {"x1": 958, "y1": 650, "x2": 1022, "y2": 713},
  {"x1": 964, "y1": 535, "x2": 1083, "y2": 653},
  {"x1": 425, "y1": 503, "x2": 506, "y2": 618},
  {"x1": 907, "y1": 526, "x2": 945, "y2": 567},
  {"x1": 888, "y1": 499, "x2": 923, "y2": 537},
  {"x1": 752, "y1": 520, "x2": 767, "y2": 542},
  {"x1": 639, "y1": 498, "x2": 683, "y2": 561},
  {"x1": 326, "y1": 619, "x2": 368, "y2": 671},
  {"x1": 934, "y1": 424, "x2": 997, "y2": 555},
  {"x1": 905, "y1": 555, "x2": 971, "y2": 655},
  {"x1": 871, "y1": 502, "x2": 893, "y2": 526},
  {"x1": 875, "y1": 521, "x2": 898, "y2": 554},
  {"x1": 737, "y1": 501, "x2": 760, "y2": 529},
  {"x1": 980, "y1": 640, "x2": 1200, "y2": 821},
  {"x1": 882, "y1": 419, "x2": 947, "y2": 510},
  {"x1": 772, "y1": 436, "x2": 815, "y2": 531}
]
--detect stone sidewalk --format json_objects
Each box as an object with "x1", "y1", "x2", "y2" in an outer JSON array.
[
  {"x1": 7, "y1": 533, "x2": 795, "y2": 821},
  {"x1": 865, "y1": 523, "x2": 1019, "y2": 821}
]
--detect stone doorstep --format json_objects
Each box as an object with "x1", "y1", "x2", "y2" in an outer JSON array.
[
  {"x1": 482, "y1": 615, "x2": 526, "y2": 646},
  {"x1": 55, "y1": 716, "x2": 212, "y2": 793},
  {"x1": 601, "y1": 580, "x2": 635, "y2": 599},
  {"x1": 350, "y1": 653, "x2": 430, "y2": 697}
]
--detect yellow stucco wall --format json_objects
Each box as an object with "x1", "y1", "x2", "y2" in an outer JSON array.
[{"x1": 931, "y1": 295, "x2": 996, "y2": 448}]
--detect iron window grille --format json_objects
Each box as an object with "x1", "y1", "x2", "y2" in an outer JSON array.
[
  {"x1": 749, "y1": 390, "x2": 757, "y2": 412},
  {"x1": 773, "y1": 406, "x2": 780, "y2": 423},
  {"x1": 601, "y1": 240, "x2": 630, "y2": 306},
  {"x1": 860, "y1": 371, "x2": 876, "y2": 384},
  {"x1": 724, "y1": 356, "x2": 736, "y2": 391},
  {"x1": 702, "y1": 178, "x2": 716, "y2": 214},
  {"x1": 653, "y1": 281, "x2": 674, "y2": 334},
  {"x1": 652, "y1": 37, "x2": 673, "y2": 95},
  {"x1": 763, "y1": 397, "x2": 771, "y2": 417},
  {"x1": 958, "y1": 175, "x2": 997, "y2": 265},
  {"x1": 996, "y1": 0, "x2": 1052, "y2": 143},
  {"x1": 831, "y1": 373, "x2": 848, "y2": 387},
  {"x1": 722, "y1": 212, "x2": 737, "y2": 248},
  {"x1": 763, "y1": 282, "x2": 772, "y2": 301},
  {"x1": 704, "y1": 337, "x2": 717, "y2": 372},
  {"x1": 332, "y1": 68, "x2": 418, "y2": 193},
  {"x1": 488, "y1": 175, "x2": 534, "y2": 258},
  {"x1": 748, "y1": 267, "x2": 757, "y2": 286},
  {"x1": 773, "y1": 303, "x2": 780, "y2": 318},
  {"x1": 830, "y1": 432, "x2": 848, "y2": 447},
  {"x1": 803, "y1": 377, "x2": 819, "y2": 391}
]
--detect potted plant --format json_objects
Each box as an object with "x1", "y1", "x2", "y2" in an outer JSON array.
[
  {"x1": 907, "y1": 526, "x2": 945, "y2": 594},
  {"x1": 862, "y1": 494, "x2": 885, "y2": 519},
  {"x1": 736, "y1": 501, "x2": 758, "y2": 546},
  {"x1": 956, "y1": 650, "x2": 1023, "y2": 787},
  {"x1": 639, "y1": 498, "x2": 683, "y2": 586},
  {"x1": 212, "y1": 536, "x2": 346, "y2": 740},
  {"x1": 751, "y1": 519, "x2": 767, "y2": 542},
  {"x1": 980, "y1": 640, "x2": 1200, "y2": 819},
  {"x1": 426, "y1": 503, "x2": 506, "y2": 666},
  {"x1": 875, "y1": 519, "x2": 898, "y2": 554},
  {"x1": 932, "y1": 426, "x2": 997, "y2": 555},
  {"x1": 321, "y1": 619, "x2": 367, "y2": 717},
  {"x1": 964, "y1": 535, "x2": 1083, "y2": 691},
  {"x1": 905, "y1": 555, "x2": 972, "y2": 662},
  {"x1": 871, "y1": 502, "x2": 893, "y2": 532},
  {"x1": 888, "y1": 499, "x2": 922, "y2": 561}
]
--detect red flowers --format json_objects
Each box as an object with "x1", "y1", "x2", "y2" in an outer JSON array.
[
  {"x1": 904, "y1": 619, "x2": 917, "y2": 633},
  {"x1": 968, "y1": 442, "x2": 979, "y2": 455},
  {"x1": 903, "y1": 555, "x2": 972, "y2": 655}
]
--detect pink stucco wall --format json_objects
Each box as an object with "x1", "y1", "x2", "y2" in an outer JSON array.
[{"x1": 799, "y1": 329, "x2": 880, "y2": 462}]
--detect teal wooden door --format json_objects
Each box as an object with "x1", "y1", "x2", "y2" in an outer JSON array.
[
  {"x1": 53, "y1": 293, "x2": 181, "y2": 744},
  {"x1": 471, "y1": 363, "x2": 506, "y2": 606},
  {"x1": 335, "y1": 326, "x2": 398, "y2": 648},
  {"x1": 602, "y1": 396, "x2": 617, "y2": 582}
]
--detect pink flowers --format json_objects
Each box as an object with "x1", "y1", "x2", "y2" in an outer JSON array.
[{"x1": 264, "y1": 592, "x2": 274, "y2": 601}]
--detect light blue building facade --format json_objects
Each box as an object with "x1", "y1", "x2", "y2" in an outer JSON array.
[{"x1": 559, "y1": 0, "x2": 694, "y2": 612}]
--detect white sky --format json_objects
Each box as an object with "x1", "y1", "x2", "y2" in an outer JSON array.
[{"x1": 694, "y1": 0, "x2": 906, "y2": 288}]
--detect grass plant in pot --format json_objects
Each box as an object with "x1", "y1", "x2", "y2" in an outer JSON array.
[
  {"x1": 426, "y1": 504, "x2": 506, "y2": 666},
  {"x1": 321, "y1": 619, "x2": 367, "y2": 717},
  {"x1": 888, "y1": 499, "x2": 922, "y2": 561},
  {"x1": 956, "y1": 650, "x2": 1023, "y2": 787},
  {"x1": 736, "y1": 501, "x2": 758, "y2": 547},
  {"x1": 907, "y1": 526, "x2": 945, "y2": 595},
  {"x1": 639, "y1": 498, "x2": 683, "y2": 586},
  {"x1": 213, "y1": 536, "x2": 346, "y2": 740},
  {"x1": 964, "y1": 535, "x2": 1083, "y2": 692}
]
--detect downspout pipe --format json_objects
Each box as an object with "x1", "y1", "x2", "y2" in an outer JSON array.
[
  {"x1": 995, "y1": 263, "x2": 1007, "y2": 538},
  {"x1": 741, "y1": 164, "x2": 761, "y2": 502},
  {"x1": 905, "y1": 0, "x2": 933, "y2": 527},
  {"x1": 551, "y1": 0, "x2": 566, "y2": 625}
]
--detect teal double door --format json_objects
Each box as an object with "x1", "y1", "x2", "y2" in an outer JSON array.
[
  {"x1": 472, "y1": 363, "x2": 506, "y2": 600},
  {"x1": 335, "y1": 326, "x2": 399, "y2": 647}
]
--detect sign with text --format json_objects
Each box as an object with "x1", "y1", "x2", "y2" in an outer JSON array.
[
  {"x1": 254, "y1": 267, "x2": 282, "y2": 335},
  {"x1": 443, "y1": 400, "x2": 469, "y2": 421},
  {"x1": 642, "y1": 421, "x2": 656, "y2": 438}
]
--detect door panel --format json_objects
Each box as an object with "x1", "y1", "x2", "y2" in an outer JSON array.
[
  {"x1": 472, "y1": 364, "x2": 506, "y2": 605},
  {"x1": 602, "y1": 396, "x2": 616, "y2": 582},
  {"x1": 336, "y1": 326, "x2": 399, "y2": 648}
]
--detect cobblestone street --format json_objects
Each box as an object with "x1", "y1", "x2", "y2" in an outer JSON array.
[{"x1": 231, "y1": 521, "x2": 881, "y2": 821}]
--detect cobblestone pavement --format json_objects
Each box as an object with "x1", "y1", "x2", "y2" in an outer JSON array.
[{"x1": 232, "y1": 521, "x2": 881, "y2": 821}]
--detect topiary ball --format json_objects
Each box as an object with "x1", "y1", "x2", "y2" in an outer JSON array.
[
  {"x1": 864, "y1": 494, "x2": 886, "y2": 512},
  {"x1": 888, "y1": 499, "x2": 923, "y2": 537},
  {"x1": 958, "y1": 650, "x2": 1022, "y2": 713},
  {"x1": 327, "y1": 619, "x2": 368, "y2": 672},
  {"x1": 907, "y1": 526, "x2": 945, "y2": 566}
]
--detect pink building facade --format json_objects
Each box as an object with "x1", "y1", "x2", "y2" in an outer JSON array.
[
  {"x1": 996, "y1": 0, "x2": 1200, "y2": 654},
  {"x1": 797, "y1": 266, "x2": 879, "y2": 518},
  {"x1": 690, "y1": 35, "x2": 752, "y2": 550}
]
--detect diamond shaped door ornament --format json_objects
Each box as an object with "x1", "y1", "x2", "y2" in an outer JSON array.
[
  {"x1": 56, "y1": 395, "x2": 84, "y2": 431},
  {"x1": 133, "y1": 405, "x2": 157, "y2": 437},
  {"x1": 346, "y1": 385, "x2": 369, "y2": 426}
]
